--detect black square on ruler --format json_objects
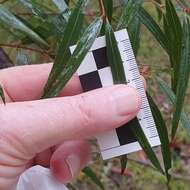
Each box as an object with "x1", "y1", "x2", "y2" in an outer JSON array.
[
  {"x1": 79, "y1": 71, "x2": 102, "y2": 92},
  {"x1": 92, "y1": 47, "x2": 109, "y2": 69},
  {"x1": 116, "y1": 117, "x2": 139, "y2": 145}
]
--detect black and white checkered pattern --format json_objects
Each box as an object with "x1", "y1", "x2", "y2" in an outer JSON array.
[
  {"x1": 78, "y1": 46, "x2": 138, "y2": 145},
  {"x1": 70, "y1": 29, "x2": 160, "y2": 160}
]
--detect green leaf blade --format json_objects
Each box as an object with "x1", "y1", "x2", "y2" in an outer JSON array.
[
  {"x1": 0, "y1": 85, "x2": 5, "y2": 104},
  {"x1": 0, "y1": 5, "x2": 49, "y2": 48},
  {"x1": 82, "y1": 167, "x2": 104, "y2": 190},
  {"x1": 66, "y1": 183, "x2": 77, "y2": 190},
  {"x1": 128, "y1": 16, "x2": 141, "y2": 57},
  {"x1": 117, "y1": 0, "x2": 142, "y2": 30},
  {"x1": 164, "y1": 0, "x2": 183, "y2": 92},
  {"x1": 131, "y1": 119, "x2": 164, "y2": 173},
  {"x1": 120, "y1": 155, "x2": 128, "y2": 175},
  {"x1": 17, "y1": 0, "x2": 46, "y2": 18},
  {"x1": 52, "y1": 0, "x2": 69, "y2": 12},
  {"x1": 157, "y1": 77, "x2": 190, "y2": 135},
  {"x1": 105, "y1": 20, "x2": 163, "y2": 174},
  {"x1": 105, "y1": 21, "x2": 126, "y2": 83},
  {"x1": 147, "y1": 93, "x2": 171, "y2": 181},
  {"x1": 52, "y1": 0, "x2": 70, "y2": 21},
  {"x1": 138, "y1": 7, "x2": 168, "y2": 53},
  {"x1": 117, "y1": 0, "x2": 143, "y2": 57},
  {"x1": 42, "y1": 17, "x2": 103, "y2": 98},
  {"x1": 102, "y1": 0, "x2": 113, "y2": 22},
  {"x1": 43, "y1": 0, "x2": 86, "y2": 95},
  {"x1": 172, "y1": 18, "x2": 190, "y2": 139}
]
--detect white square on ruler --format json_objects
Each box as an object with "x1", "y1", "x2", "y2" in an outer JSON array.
[
  {"x1": 115, "y1": 29, "x2": 129, "y2": 41},
  {"x1": 98, "y1": 67, "x2": 113, "y2": 87},
  {"x1": 77, "y1": 52, "x2": 97, "y2": 75},
  {"x1": 96, "y1": 130, "x2": 120, "y2": 151}
]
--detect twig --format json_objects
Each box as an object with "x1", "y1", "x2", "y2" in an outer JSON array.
[{"x1": 98, "y1": 0, "x2": 106, "y2": 18}]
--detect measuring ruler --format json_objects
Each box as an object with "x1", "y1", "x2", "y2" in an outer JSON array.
[{"x1": 70, "y1": 29, "x2": 160, "y2": 160}]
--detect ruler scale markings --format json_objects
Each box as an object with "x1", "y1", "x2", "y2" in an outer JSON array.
[
  {"x1": 146, "y1": 126, "x2": 156, "y2": 129},
  {"x1": 150, "y1": 135, "x2": 159, "y2": 139},
  {"x1": 147, "y1": 122, "x2": 155, "y2": 126},
  {"x1": 120, "y1": 31, "x2": 159, "y2": 143}
]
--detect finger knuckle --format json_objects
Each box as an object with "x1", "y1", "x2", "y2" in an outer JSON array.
[{"x1": 0, "y1": 121, "x2": 33, "y2": 161}]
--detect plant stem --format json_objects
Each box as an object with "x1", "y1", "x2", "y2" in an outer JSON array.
[{"x1": 98, "y1": 0, "x2": 106, "y2": 18}]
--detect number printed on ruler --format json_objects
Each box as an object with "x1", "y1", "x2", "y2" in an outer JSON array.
[{"x1": 70, "y1": 29, "x2": 161, "y2": 160}]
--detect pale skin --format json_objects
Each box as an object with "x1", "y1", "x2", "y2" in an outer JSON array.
[{"x1": 0, "y1": 63, "x2": 143, "y2": 190}]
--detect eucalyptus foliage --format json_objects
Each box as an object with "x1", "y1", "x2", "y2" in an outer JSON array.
[{"x1": 0, "y1": 0, "x2": 190, "y2": 189}]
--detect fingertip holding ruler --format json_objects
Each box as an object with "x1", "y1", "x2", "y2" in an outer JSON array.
[{"x1": 70, "y1": 29, "x2": 160, "y2": 160}]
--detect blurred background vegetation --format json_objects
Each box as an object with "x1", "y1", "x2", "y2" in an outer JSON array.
[{"x1": 1, "y1": 0, "x2": 190, "y2": 189}]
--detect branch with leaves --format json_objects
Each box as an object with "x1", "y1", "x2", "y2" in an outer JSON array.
[{"x1": 0, "y1": 0, "x2": 190, "y2": 189}]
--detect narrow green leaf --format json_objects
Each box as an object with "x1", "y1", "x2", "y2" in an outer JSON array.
[
  {"x1": 0, "y1": 5, "x2": 48, "y2": 49},
  {"x1": 172, "y1": 18, "x2": 190, "y2": 139},
  {"x1": 165, "y1": 0, "x2": 182, "y2": 48},
  {"x1": 42, "y1": 17, "x2": 103, "y2": 98},
  {"x1": 52, "y1": 0, "x2": 68, "y2": 12},
  {"x1": 117, "y1": 0, "x2": 143, "y2": 57},
  {"x1": 117, "y1": 0, "x2": 142, "y2": 30},
  {"x1": 128, "y1": 16, "x2": 141, "y2": 57},
  {"x1": 102, "y1": 0, "x2": 113, "y2": 22},
  {"x1": 67, "y1": 183, "x2": 77, "y2": 190},
  {"x1": 0, "y1": 6, "x2": 48, "y2": 48},
  {"x1": 0, "y1": 85, "x2": 5, "y2": 104},
  {"x1": 106, "y1": 21, "x2": 128, "y2": 172},
  {"x1": 105, "y1": 21, "x2": 126, "y2": 83},
  {"x1": 147, "y1": 93, "x2": 171, "y2": 181},
  {"x1": 105, "y1": 20, "x2": 163, "y2": 174},
  {"x1": 164, "y1": 0, "x2": 183, "y2": 92},
  {"x1": 43, "y1": 0, "x2": 86, "y2": 95},
  {"x1": 65, "y1": 0, "x2": 70, "y2": 5},
  {"x1": 120, "y1": 155, "x2": 128, "y2": 175},
  {"x1": 52, "y1": 0, "x2": 70, "y2": 21},
  {"x1": 156, "y1": 77, "x2": 190, "y2": 134},
  {"x1": 82, "y1": 167, "x2": 104, "y2": 190},
  {"x1": 17, "y1": 0, "x2": 68, "y2": 39},
  {"x1": 17, "y1": 0, "x2": 46, "y2": 18},
  {"x1": 138, "y1": 7, "x2": 168, "y2": 53},
  {"x1": 131, "y1": 120, "x2": 164, "y2": 173}
]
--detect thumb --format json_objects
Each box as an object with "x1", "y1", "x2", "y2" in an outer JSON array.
[{"x1": 0, "y1": 85, "x2": 141, "y2": 157}]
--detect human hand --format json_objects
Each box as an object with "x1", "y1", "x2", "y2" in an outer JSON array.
[{"x1": 0, "y1": 63, "x2": 141, "y2": 190}]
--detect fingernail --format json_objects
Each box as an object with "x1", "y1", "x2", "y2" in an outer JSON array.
[
  {"x1": 66, "y1": 154, "x2": 81, "y2": 178},
  {"x1": 111, "y1": 85, "x2": 141, "y2": 116}
]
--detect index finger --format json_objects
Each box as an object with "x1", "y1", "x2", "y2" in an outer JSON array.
[
  {"x1": 0, "y1": 85, "x2": 141, "y2": 155},
  {"x1": 0, "y1": 64, "x2": 82, "y2": 102}
]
